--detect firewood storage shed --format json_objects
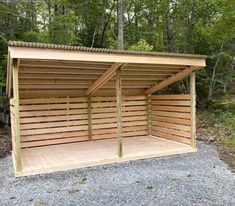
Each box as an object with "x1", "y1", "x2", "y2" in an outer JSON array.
[{"x1": 7, "y1": 41, "x2": 206, "y2": 176}]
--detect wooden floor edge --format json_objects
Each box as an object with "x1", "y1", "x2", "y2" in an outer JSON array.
[{"x1": 15, "y1": 147, "x2": 197, "y2": 177}]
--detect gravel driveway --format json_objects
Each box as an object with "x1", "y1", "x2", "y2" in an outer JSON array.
[{"x1": 0, "y1": 141, "x2": 234, "y2": 206}]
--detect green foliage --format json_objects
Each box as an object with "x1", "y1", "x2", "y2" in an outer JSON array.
[
  {"x1": 129, "y1": 39, "x2": 153, "y2": 51},
  {"x1": 223, "y1": 136, "x2": 235, "y2": 147},
  {"x1": 0, "y1": 0, "x2": 234, "y2": 107}
]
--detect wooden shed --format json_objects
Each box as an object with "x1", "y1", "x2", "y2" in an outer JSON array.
[{"x1": 7, "y1": 41, "x2": 206, "y2": 176}]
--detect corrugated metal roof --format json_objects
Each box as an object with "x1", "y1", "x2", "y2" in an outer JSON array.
[{"x1": 8, "y1": 41, "x2": 207, "y2": 58}]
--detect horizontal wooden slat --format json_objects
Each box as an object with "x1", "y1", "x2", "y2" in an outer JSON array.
[
  {"x1": 93, "y1": 130, "x2": 148, "y2": 140},
  {"x1": 151, "y1": 131, "x2": 191, "y2": 145},
  {"x1": 20, "y1": 108, "x2": 88, "y2": 117},
  {"x1": 20, "y1": 97, "x2": 87, "y2": 104},
  {"x1": 152, "y1": 111, "x2": 191, "y2": 119},
  {"x1": 151, "y1": 121, "x2": 191, "y2": 131},
  {"x1": 151, "y1": 116, "x2": 191, "y2": 125},
  {"x1": 151, "y1": 106, "x2": 191, "y2": 112},
  {"x1": 151, "y1": 94, "x2": 191, "y2": 100},
  {"x1": 151, "y1": 100, "x2": 191, "y2": 106},
  {"x1": 21, "y1": 125, "x2": 88, "y2": 136},
  {"x1": 20, "y1": 114, "x2": 88, "y2": 124},
  {"x1": 20, "y1": 103, "x2": 88, "y2": 111},
  {"x1": 21, "y1": 136, "x2": 89, "y2": 148},
  {"x1": 21, "y1": 131, "x2": 88, "y2": 142},
  {"x1": 92, "y1": 125, "x2": 147, "y2": 135},
  {"x1": 151, "y1": 126, "x2": 191, "y2": 138}
]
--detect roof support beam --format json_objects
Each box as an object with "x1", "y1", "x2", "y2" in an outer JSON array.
[
  {"x1": 86, "y1": 62, "x2": 124, "y2": 95},
  {"x1": 145, "y1": 67, "x2": 198, "y2": 94}
]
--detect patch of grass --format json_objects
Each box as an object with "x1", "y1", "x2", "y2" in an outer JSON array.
[{"x1": 223, "y1": 136, "x2": 235, "y2": 147}]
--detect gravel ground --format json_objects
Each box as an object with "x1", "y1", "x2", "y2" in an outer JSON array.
[{"x1": 0, "y1": 141, "x2": 234, "y2": 206}]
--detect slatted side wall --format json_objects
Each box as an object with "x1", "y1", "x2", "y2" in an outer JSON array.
[
  {"x1": 19, "y1": 97, "x2": 89, "y2": 148},
  {"x1": 19, "y1": 95, "x2": 148, "y2": 148},
  {"x1": 91, "y1": 96, "x2": 148, "y2": 140},
  {"x1": 151, "y1": 94, "x2": 192, "y2": 145},
  {"x1": 10, "y1": 99, "x2": 16, "y2": 151}
]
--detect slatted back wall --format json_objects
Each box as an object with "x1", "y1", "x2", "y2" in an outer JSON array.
[
  {"x1": 19, "y1": 97, "x2": 89, "y2": 148},
  {"x1": 19, "y1": 95, "x2": 148, "y2": 148},
  {"x1": 151, "y1": 94, "x2": 192, "y2": 145},
  {"x1": 91, "y1": 96, "x2": 148, "y2": 140}
]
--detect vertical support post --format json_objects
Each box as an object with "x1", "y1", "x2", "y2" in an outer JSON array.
[
  {"x1": 147, "y1": 94, "x2": 151, "y2": 136},
  {"x1": 190, "y1": 72, "x2": 196, "y2": 148},
  {"x1": 88, "y1": 95, "x2": 92, "y2": 141},
  {"x1": 116, "y1": 68, "x2": 123, "y2": 157},
  {"x1": 12, "y1": 59, "x2": 22, "y2": 172}
]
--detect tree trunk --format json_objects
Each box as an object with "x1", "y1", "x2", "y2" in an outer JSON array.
[
  {"x1": 117, "y1": 0, "x2": 124, "y2": 50},
  {"x1": 208, "y1": 41, "x2": 224, "y2": 102}
]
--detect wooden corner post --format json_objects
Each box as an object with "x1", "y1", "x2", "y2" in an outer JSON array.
[
  {"x1": 190, "y1": 72, "x2": 196, "y2": 148},
  {"x1": 12, "y1": 59, "x2": 22, "y2": 172},
  {"x1": 116, "y1": 68, "x2": 123, "y2": 157}
]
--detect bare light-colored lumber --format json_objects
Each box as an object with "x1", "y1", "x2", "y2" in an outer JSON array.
[
  {"x1": 147, "y1": 94, "x2": 151, "y2": 135},
  {"x1": 12, "y1": 59, "x2": 22, "y2": 172},
  {"x1": 116, "y1": 68, "x2": 123, "y2": 157},
  {"x1": 190, "y1": 72, "x2": 196, "y2": 147},
  {"x1": 17, "y1": 136, "x2": 196, "y2": 176},
  {"x1": 88, "y1": 95, "x2": 92, "y2": 140},
  {"x1": 86, "y1": 62, "x2": 123, "y2": 95},
  {"x1": 145, "y1": 67, "x2": 195, "y2": 94},
  {"x1": 9, "y1": 47, "x2": 206, "y2": 67},
  {"x1": 151, "y1": 94, "x2": 192, "y2": 145}
]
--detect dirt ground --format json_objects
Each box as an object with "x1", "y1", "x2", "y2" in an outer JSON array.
[
  {"x1": 197, "y1": 111, "x2": 235, "y2": 173},
  {"x1": 0, "y1": 127, "x2": 11, "y2": 158}
]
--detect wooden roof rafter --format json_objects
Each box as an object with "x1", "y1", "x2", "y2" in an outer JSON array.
[
  {"x1": 144, "y1": 67, "x2": 199, "y2": 94},
  {"x1": 86, "y1": 63, "x2": 126, "y2": 95}
]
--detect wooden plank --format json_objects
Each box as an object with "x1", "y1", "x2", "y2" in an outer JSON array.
[
  {"x1": 20, "y1": 108, "x2": 88, "y2": 117},
  {"x1": 91, "y1": 100, "x2": 147, "y2": 108},
  {"x1": 190, "y1": 72, "x2": 196, "y2": 147},
  {"x1": 147, "y1": 94, "x2": 151, "y2": 135},
  {"x1": 21, "y1": 136, "x2": 89, "y2": 148},
  {"x1": 151, "y1": 116, "x2": 191, "y2": 125},
  {"x1": 151, "y1": 94, "x2": 191, "y2": 100},
  {"x1": 20, "y1": 114, "x2": 88, "y2": 123},
  {"x1": 151, "y1": 126, "x2": 191, "y2": 138},
  {"x1": 10, "y1": 47, "x2": 206, "y2": 66},
  {"x1": 151, "y1": 111, "x2": 191, "y2": 119},
  {"x1": 116, "y1": 68, "x2": 123, "y2": 157},
  {"x1": 21, "y1": 119, "x2": 88, "y2": 130},
  {"x1": 93, "y1": 111, "x2": 147, "y2": 119},
  {"x1": 151, "y1": 106, "x2": 191, "y2": 112},
  {"x1": 21, "y1": 131, "x2": 88, "y2": 142},
  {"x1": 92, "y1": 125, "x2": 147, "y2": 135},
  {"x1": 151, "y1": 120, "x2": 191, "y2": 131},
  {"x1": 12, "y1": 59, "x2": 22, "y2": 172},
  {"x1": 145, "y1": 67, "x2": 195, "y2": 94},
  {"x1": 19, "y1": 103, "x2": 88, "y2": 111},
  {"x1": 151, "y1": 100, "x2": 191, "y2": 106},
  {"x1": 86, "y1": 63, "x2": 123, "y2": 95},
  {"x1": 88, "y1": 95, "x2": 92, "y2": 140},
  {"x1": 93, "y1": 130, "x2": 148, "y2": 140},
  {"x1": 21, "y1": 125, "x2": 88, "y2": 136},
  {"x1": 151, "y1": 131, "x2": 191, "y2": 145},
  {"x1": 20, "y1": 97, "x2": 87, "y2": 104}
]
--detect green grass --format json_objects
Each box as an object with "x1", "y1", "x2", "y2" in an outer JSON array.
[{"x1": 223, "y1": 136, "x2": 235, "y2": 147}]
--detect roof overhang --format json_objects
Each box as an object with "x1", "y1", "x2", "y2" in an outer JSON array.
[
  {"x1": 7, "y1": 42, "x2": 206, "y2": 98},
  {"x1": 9, "y1": 46, "x2": 206, "y2": 67}
]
